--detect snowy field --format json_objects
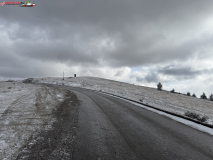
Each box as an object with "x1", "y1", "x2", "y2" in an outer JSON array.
[
  {"x1": 34, "y1": 76, "x2": 213, "y2": 125},
  {"x1": 1, "y1": 77, "x2": 211, "y2": 159},
  {"x1": 0, "y1": 81, "x2": 66, "y2": 160}
]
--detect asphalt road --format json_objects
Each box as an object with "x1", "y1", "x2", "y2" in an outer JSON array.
[{"x1": 17, "y1": 85, "x2": 213, "y2": 160}]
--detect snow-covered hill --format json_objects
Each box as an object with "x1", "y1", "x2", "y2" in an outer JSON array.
[
  {"x1": 1, "y1": 77, "x2": 212, "y2": 159},
  {"x1": 35, "y1": 76, "x2": 213, "y2": 125}
]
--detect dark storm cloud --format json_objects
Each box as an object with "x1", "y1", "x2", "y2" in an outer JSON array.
[
  {"x1": 145, "y1": 72, "x2": 159, "y2": 83},
  {"x1": 131, "y1": 67, "x2": 159, "y2": 83},
  {"x1": 159, "y1": 66, "x2": 201, "y2": 76},
  {"x1": 133, "y1": 65, "x2": 213, "y2": 84},
  {"x1": 2, "y1": 0, "x2": 212, "y2": 29},
  {"x1": 15, "y1": 41, "x2": 98, "y2": 65},
  {"x1": 0, "y1": 62, "x2": 49, "y2": 79},
  {"x1": 1, "y1": 0, "x2": 213, "y2": 79},
  {"x1": 114, "y1": 70, "x2": 123, "y2": 77},
  {"x1": 136, "y1": 72, "x2": 158, "y2": 83},
  {"x1": 158, "y1": 66, "x2": 213, "y2": 78}
]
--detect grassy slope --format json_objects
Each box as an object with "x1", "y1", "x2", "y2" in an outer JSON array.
[{"x1": 36, "y1": 76, "x2": 213, "y2": 125}]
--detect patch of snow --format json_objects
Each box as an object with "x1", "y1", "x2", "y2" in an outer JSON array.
[
  {"x1": 35, "y1": 77, "x2": 213, "y2": 127},
  {"x1": 57, "y1": 94, "x2": 62, "y2": 97},
  {"x1": 125, "y1": 97, "x2": 213, "y2": 135},
  {"x1": 0, "y1": 81, "x2": 66, "y2": 160},
  {"x1": 102, "y1": 92, "x2": 213, "y2": 135}
]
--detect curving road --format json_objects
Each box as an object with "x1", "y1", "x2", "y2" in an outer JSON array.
[{"x1": 17, "y1": 85, "x2": 213, "y2": 160}]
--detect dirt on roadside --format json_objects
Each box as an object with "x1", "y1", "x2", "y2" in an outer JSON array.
[{"x1": 15, "y1": 90, "x2": 80, "y2": 160}]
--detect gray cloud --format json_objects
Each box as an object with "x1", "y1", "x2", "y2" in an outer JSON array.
[
  {"x1": 0, "y1": 0, "x2": 213, "y2": 97},
  {"x1": 1, "y1": 0, "x2": 213, "y2": 68},
  {"x1": 145, "y1": 72, "x2": 159, "y2": 83},
  {"x1": 114, "y1": 70, "x2": 124, "y2": 77},
  {"x1": 159, "y1": 66, "x2": 201, "y2": 76},
  {"x1": 136, "y1": 72, "x2": 158, "y2": 83},
  {"x1": 136, "y1": 77, "x2": 144, "y2": 82},
  {"x1": 158, "y1": 65, "x2": 213, "y2": 82}
]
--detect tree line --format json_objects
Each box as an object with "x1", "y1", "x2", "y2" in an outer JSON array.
[{"x1": 157, "y1": 82, "x2": 213, "y2": 101}]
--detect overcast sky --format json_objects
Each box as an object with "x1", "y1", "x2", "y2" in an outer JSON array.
[{"x1": 1, "y1": 0, "x2": 213, "y2": 96}]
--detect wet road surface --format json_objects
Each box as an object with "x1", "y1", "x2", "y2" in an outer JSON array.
[{"x1": 16, "y1": 85, "x2": 213, "y2": 160}]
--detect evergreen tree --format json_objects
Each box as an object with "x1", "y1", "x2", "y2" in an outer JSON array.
[
  {"x1": 170, "y1": 88, "x2": 175, "y2": 93},
  {"x1": 200, "y1": 92, "x2": 207, "y2": 99},
  {"x1": 209, "y1": 93, "x2": 213, "y2": 101},
  {"x1": 192, "y1": 93, "x2": 196, "y2": 97},
  {"x1": 187, "y1": 92, "x2": 191, "y2": 96}
]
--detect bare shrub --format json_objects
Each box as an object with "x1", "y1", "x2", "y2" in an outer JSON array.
[
  {"x1": 184, "y1": 111, "x2": 208, "y2": 123},
  {"x1": 185, "y1": 111, "x2": 199, "y2": 119},
  {"x1": 6, "y1": 80, "x2": 14, "y2": 82},
  {"x1": 198, "y1": 116, "x2": 209, "y2": 123}
]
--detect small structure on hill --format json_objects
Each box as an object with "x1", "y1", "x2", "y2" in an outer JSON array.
[
  {"x1": 74, "y1": 74, "x2": 76, "y2": 77},
  {"x1": 157, "y1": 82, "x2": 162, "y2": 91}
]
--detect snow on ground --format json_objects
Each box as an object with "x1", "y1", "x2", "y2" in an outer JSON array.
[
  {"x1": 35, "y1": 76, "x2": 213, "y2": 125},
  {"x1": 103, "y1": 93, "x2": 213, "y2": 135},
  {"x1": 2, "y1": 77, "x2": 211, "y2": 159},
  {"x1": 0, "y1": 81, "x2": 66, "y2": 160}
]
